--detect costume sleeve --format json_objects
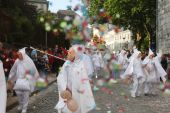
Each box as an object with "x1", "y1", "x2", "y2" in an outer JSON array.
[
  {"x1": 154, "y1": 58, "x2": 167, "y2": 83},
  {"x1": 57, "y1": 62, "x2": 68, "y2": 92},
  {"x1": 78, "y1": 61, "x2": 90, "y2": 93}
]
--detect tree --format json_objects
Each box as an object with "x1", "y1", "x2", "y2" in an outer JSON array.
[
  {"x1": 0, "y1": 0, "x2": 38, "y2": 45},
  {"x1": 88, "y1": 0, "x2": 156, "y2": 51}
]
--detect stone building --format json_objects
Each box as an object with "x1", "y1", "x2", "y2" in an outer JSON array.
[
  {"x1": 103, "y1": 29, "x2": 132, "y2": 52},
  {"x1": 157, "y1": 0, "x2": 170, "y2": 53},
  {"x1": 56, "y1": 10, "x2": 78, "y2": 19}
]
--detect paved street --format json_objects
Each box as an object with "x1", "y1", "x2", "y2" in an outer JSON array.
[
  {"x1": 7, "y1": 80, "x2": 170, "y2": 113},
  {"x1": 7, "y1": 82, "x2": 58, "y2": 113}
]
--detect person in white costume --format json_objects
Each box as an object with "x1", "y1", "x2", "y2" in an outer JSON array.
[
  {"x1": 130, "y1": 50, "x2": 145, "y2": 97},
  {"x1": 120, "y1": 48, "x2": 136, "y2": 79},
  {"x1": 55, "y1": 60, "x2": 72, "y2": 113},
  {"x1": 76, "y1": 45, "x2": 94, "y2": 79},
  {"x1": 0, "y1": 60, "x2": 7, "y2": 113},
  {"x1": 121, "y1": 49, "x2": 145, "y2": 97},
  {"x1": 8, "y1": 48, "x2": 39, "y2": 113},
  {"x1": 118, "y1": 50, "x2": 128, "y2": 75},
  {"x1": 55, "y1": 46, "x2": 95, "y2": 113},
  {"x1": 142, "y1": 49, "x2": 167, "y2": 95},
  {"x1": 92, "y1": 51, "x2": 104, "y2": 78}
]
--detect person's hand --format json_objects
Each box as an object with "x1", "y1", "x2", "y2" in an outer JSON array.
[{"x1": 64, "y1": 99, "x2": 68, "y2": 103}]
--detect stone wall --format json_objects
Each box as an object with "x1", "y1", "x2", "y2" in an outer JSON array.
[{"x1": 157, "y1": 0, "x2": 170, "y2": 53}]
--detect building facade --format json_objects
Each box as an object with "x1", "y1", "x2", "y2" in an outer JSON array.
[
  {"x1": 157, "y1": 0, "x2": 170, "y2": 53},
  {"x1": 27, "y1": 0, "x2": 49, "y2": 12},
  {"x1": 55, "y1": 10, "x2": 78, "y2": 19},
  {"x1": 103, "y1": 30, "x2": 132, "y2": 52}
]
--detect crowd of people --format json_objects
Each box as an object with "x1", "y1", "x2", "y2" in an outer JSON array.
[
  {"x1": 0, "y1": 42, "x2": 67, "y2": 113},
  {"x1": 55, "y1": 44, "x2": 170, "y2": 112},
  {"x1": 0, "y1": 41, "x2": 170, "y2": 113},
  {"x1": 0, "y1": 43, "x2": 68, "y2": 81}
]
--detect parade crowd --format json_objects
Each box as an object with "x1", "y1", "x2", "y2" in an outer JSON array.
[{"x1": 0, "y1": 41, "x2": 170, "y2": 113}]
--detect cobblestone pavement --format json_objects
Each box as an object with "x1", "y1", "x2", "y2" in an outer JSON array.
[
  {"x1": 7, "y1": 82, "x2": 58, "y2": 113},
  {"x1": 7, "y1": 80, "x2": 170, "y2": 113}
]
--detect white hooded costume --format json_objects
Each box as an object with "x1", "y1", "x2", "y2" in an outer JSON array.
[
  {"x1": 55, "y1": 45, "x2": 96, "y2": 113},
  {"x1": 92, "y1": 51, "x2": 104, "y2": 78},
  {"x1": 8, "y1": 48, "x2": 39, "y2": 113},
  {"x1": 81, "y1": 54, "x2": 94, "y2": 79},
  {"x1": 118, "y1": 50, "x2": 128, "y2": 75},
  {"x1": 0, "y1": 61, "x2": 7, "y2": 113},
  {"x1": 77, "y1": 45, "x2": 94, "y2": 79},
  {"x1": 121, "y1": 49, "x2": 145, "y2": 97},
  {"x1": 142, "y1": 49, "x2": 166, "y2": 94},
  {"x1": 121, "y1": 49, "x2": 139, "y2": 79},
  {"x1": 130, "y1": 50, "x2": 145, "y2": 97}
]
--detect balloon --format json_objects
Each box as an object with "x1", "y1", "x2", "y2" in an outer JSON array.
[
  {"x1": 40, "y1": 17, "x2": 44, "y2": 22},
  {"x1": 60, "y1": 22, "x2": 67, "y2": 28},
  {"x1": 45, "y1": 22, "x2": 51, "y2": 31}
]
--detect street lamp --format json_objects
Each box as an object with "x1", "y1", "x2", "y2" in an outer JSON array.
[
  {"x1": 40, "y1": 16, "x2": 51, "y2": 49},
  {"x1": 45, "y1": 22, "x2": 51, "y2": 48}
]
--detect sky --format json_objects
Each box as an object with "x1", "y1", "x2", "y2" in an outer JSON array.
[{"x1": 48, "y1": 0, "x2": 82, "y2": 14}]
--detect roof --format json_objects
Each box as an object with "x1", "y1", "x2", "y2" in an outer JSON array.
[
  {"x1": 56, "y1": 10, "x2": 78, "y2": 19},
  {"x1": 27, "y1": 0, "x2": 49, "y2": 4}
]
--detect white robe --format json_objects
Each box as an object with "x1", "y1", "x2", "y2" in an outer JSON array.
[
  {"x1": 142, "y1": 58, "x2": 158, "y2": 83},
  {"x1": 0, "y1": 61, "x2": 7, "y2": 113},
  {"x1": 118, "y1": 53, "x2": 129, "y2": 77},
  {"x1": 71, "y1": 59, "x2": 95, "y2": 113},
  {"x1": 120, "y1": 51, "x2": 136, "y2": 79},
  {"x1": 55, "y1": 61, "x2": 72, "y2": 112},
  {"x1": 142, "y1": 57, "x2": 166, "y2": 83},
  {"x1": 55, "y1": 60, "x2": 95, "y2": 113},
  {"x1": 142, "y1": 57, "x2": 167, "y2": 94},
  {"x1": 8, "y1": 48, "x2": 39, "y2": 92},
  {"x1": 133, "y1": 58, "x2": 145, "y2": 79},
  {"x1": 153, "y1": 57, "x2": 167, "y2": 83},
  {"x1": 81, "y1": 54, "x2": 94, "y2": 78},
  {"x1": 92, "y1": 53, "x2": 104, "y2": 69},
  {"x1": 131, "y1": 58, "x2": 145, "y2": 96}
]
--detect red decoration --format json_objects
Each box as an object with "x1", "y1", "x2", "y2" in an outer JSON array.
[{"x1": 77, "y1": 46, "x2": 82, "y2": 51}]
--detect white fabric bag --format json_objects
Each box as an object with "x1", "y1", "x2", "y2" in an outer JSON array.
[{"x1": 13, "y1": 74, "x2": 31, "y2": 91}]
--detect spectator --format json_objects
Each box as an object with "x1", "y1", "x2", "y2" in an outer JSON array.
[
  {"x1": 47, "y1": 48, "x2": 54, "y2": 72},
  {"x1": 31, "y1": 49, "x2": 38, "y2": 68},
  {"x1": 0, "y1": 42, "x2": 5, "y2": 61},
  {"x1": 161, "y1": 54, "x2": 168, "y2": 71}
]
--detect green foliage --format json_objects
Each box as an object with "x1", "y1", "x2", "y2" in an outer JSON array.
[
  {"x1": 89, "y1": 0, "x2": 156, "y2": 51},
  {"x1": 0, "y1": 0, "x2": 38, "y2": 45},
  {"x1": 141, "y1": 35, "x2": 149, "y2": 52}
]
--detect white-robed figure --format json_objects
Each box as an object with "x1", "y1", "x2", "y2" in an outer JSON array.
[
  {"x1": 130, "y1": 50, "x2": 145, "y2": 97},
  {"x1": 121, "y1": 49, "x2": 145, "y2": 97},
  {"x1": 8, "y1": 48, "x2": 39, "y2": 113},
  {"x1": 76, "y1": 45, "x2": 94, "y2": 79},
  {"x1": 0, "y1": 61, "x2": 7, "y2": 113},
  {"x1": 142, "y1": 49, "x2": 167, "y2": 95},
  {"x1": 92, "y1": 50, "x2": 104, "y2": 78},
  {"x1": 55, "y1": 46, "x2": 95, "y2": 113},
  {"x1": 118, "y1": 50, "x2": 128, "y2": 75}
]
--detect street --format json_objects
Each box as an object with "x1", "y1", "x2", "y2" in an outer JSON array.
[{"x1": 7, "y1": 80, "x2": 170, "y2": 113}]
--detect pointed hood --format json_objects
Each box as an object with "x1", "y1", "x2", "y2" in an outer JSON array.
[
  {"x1": 149, "y1": 48, "x2": 154, "y2": 56},
  {"x1": 18, "y1": 47, "x2": 27, "y2": 59}
]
